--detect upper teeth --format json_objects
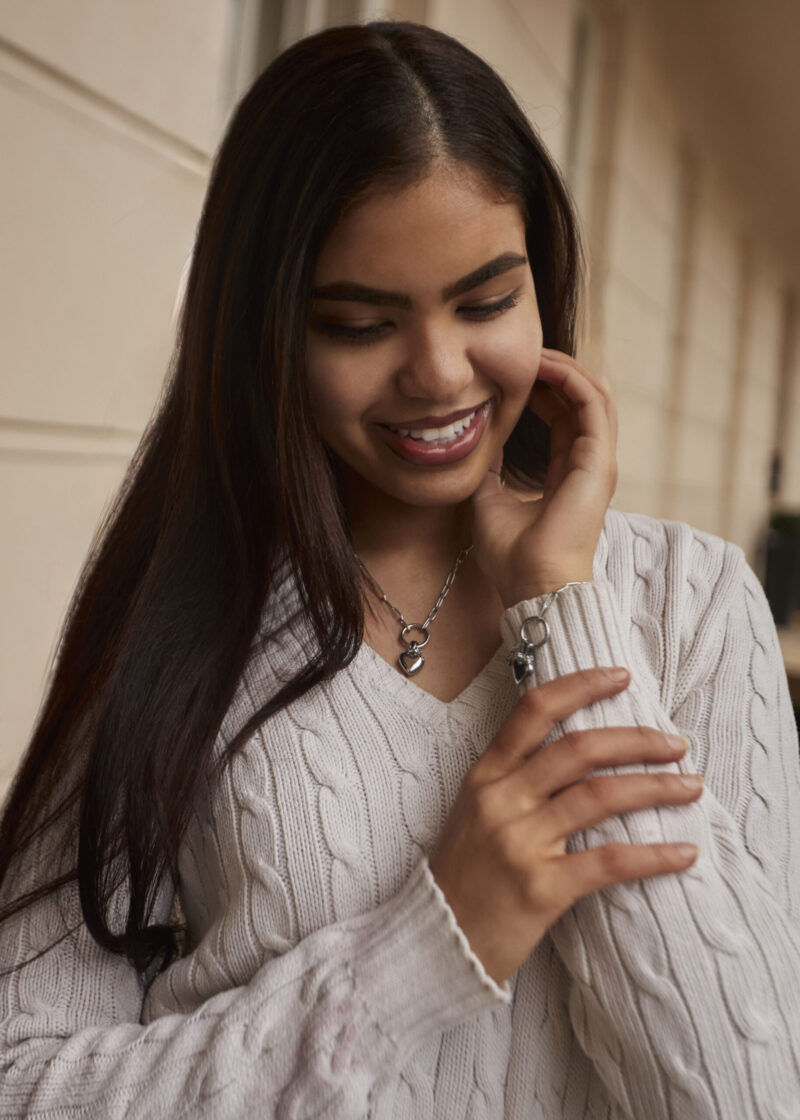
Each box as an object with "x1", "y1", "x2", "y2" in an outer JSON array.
[{"x1": 391, "y1": 409, "x2": 477, "y2": 442}]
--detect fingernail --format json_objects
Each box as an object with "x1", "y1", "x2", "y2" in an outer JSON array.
[
  {"x1": 604, "y1": 667, "x2": 629, "y2": 681},
  {"x1": 679, "y1": 775, "x2": 704, "y2": 789},
  {"x1": 666, "y1": 735, "x2": 689, "y2": 752},
  {"x1": 676, "y1": 844, "x2": 699, "y2": 862}
]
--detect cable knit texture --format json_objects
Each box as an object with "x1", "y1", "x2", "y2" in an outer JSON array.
[{"x1": 1, "y1": 507, "x2": 799, "y2": 1118}]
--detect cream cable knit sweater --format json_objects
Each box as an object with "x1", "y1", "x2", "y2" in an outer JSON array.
[{"x1": 1, "y1": 507, "x2": 799, "y2": 1118}]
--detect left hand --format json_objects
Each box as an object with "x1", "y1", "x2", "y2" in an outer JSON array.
[{"x1": 470, "y1": 348, "x2": 618, "y2": 608}]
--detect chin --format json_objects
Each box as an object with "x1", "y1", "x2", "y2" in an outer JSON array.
[{"x1": 376, "y1": 460, "x2": 493, "y2": 508}]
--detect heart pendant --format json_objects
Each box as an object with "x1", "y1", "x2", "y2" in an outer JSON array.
[
  {"x1": 511, "y1": 652, "x2": 536, "y2": 684},
  {"x1": 399, "y1": 647, "x2": 424, "y2": 675}
]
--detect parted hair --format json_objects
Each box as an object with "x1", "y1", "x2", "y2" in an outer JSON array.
[{"x1": 0, "y1": 20, "x2": 583, "y2": 974}]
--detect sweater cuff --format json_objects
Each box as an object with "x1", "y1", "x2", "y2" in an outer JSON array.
[
  {"x1": 499, "y1": 579, "x2": 687, "y2": 854},
  {"x1": 500, "y1": 580, "x2": 635, "y2": 688},
  {"x1": 353, "y1": 856, "x2": 510, "y2": 1053}
]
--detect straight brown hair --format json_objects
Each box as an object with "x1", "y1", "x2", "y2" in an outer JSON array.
[{"x1": 0, "y1": 20, "x2": 583, "y2": 974}]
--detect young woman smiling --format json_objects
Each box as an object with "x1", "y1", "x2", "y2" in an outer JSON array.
[{"x1": 1, "y1": 20, "x2": 798, "y2": 1120}]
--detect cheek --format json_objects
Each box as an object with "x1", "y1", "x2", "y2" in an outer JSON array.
[
  {"x1": 473, "y1": 317, "x2": 543, "y2": 398},
  {"x1": 306, "y1": 347, "x2": 372, "y2": 428}
]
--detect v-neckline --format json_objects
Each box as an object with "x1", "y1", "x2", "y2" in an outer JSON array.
[{"x1": 352, "y1": 637, "x2": 514, "y2": 733}]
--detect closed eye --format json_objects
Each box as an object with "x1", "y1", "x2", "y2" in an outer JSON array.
[
  {"x1": 310, "y1": 289, "x2": 522, "y2": 346},
  {"x1": 459, "y1": 291, "x2": 521, "y2": 321},
  {"x1": 310, "y1": 319, "x2": 392, "y2": 344}
]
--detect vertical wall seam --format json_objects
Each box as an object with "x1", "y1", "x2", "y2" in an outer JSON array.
[
  {"x1": 660, "y1": 144, "x2": 698, "y2": 520},
  {"x1": 720, "y1": 238, "x2": 754, "y2": 543}
]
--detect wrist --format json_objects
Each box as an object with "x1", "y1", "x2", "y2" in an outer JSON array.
[{"x1": 498, "y1": 573, "x2": 594, "y2": 610}]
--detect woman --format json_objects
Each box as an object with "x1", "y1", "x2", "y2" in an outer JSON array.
[{"x1": 1, "y1": 20, "x2": 798, "y2": 1119}]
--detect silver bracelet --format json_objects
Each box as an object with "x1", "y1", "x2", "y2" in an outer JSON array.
[{"x1": 507, "y1": 581, "x2": 585, "y2": 685}]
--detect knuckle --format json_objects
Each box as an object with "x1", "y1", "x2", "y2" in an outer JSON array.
[
  {"x1": 640, "y1": 773, "x2": 667, "y2": 798},
  {"x1": 581, "y1": 776, "x2": 610, "y2": 808},
  {"x1": 556, "y1": 727, "x2": 582, "y2": 753},
  {"x1": 563, "y1": 729, "x2": 597, "y2": 769},
  {"x1": 520, "y1": 864, "x2": 549, "y2": 908},
  {"x1": 495, "y1": 827, "x2": 524, "y2": 869},
  {"x1": 577, "y1": 667, "x2": 600, "y2": 689},
  {"x1": 596, "y1": 843, "x2": 629, "y2": 879},
  {"x1": 638, "y1": 725, "x2": 662, "y2": 750},
  {"x1": 461, "y1": 764, "x2": 483, "y2": 793},
  {"x1": 472, "y1": 784, "x2": 502, "y2": 830},
  {"x1": 661, "y1": 771, "x2": 685, "y2": 793}
]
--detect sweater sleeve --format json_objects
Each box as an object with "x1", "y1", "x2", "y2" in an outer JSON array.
[
  {"x1": 0, "y1": 829, "x2": 508, "y2": 1118},
  {"x1": 499, "y1": 547, "x2": 800, "y2": 1118}
]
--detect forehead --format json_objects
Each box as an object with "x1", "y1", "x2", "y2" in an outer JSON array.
[{"x1": 313, "y1": 163, "x2": 527, "y2": 287}]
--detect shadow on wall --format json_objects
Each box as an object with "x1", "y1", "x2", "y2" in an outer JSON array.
[
  {"x1": 765, "y1": 512, "x2": 800, "y2": 628},
  {"x1": 763, "y1": 510, "x2": 800, "y2": 736}
]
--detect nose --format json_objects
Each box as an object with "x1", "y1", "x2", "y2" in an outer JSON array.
[{"x1": 394, "y1": 320, "x2": 475, "y2": 403}]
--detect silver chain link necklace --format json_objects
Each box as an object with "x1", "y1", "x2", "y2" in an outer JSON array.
[{"x1": 356, "y1": 545, "x2": 473, "y2": 676}]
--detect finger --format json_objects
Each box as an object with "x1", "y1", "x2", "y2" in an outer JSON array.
[
  {"x1": 527, "y1": 380, "x2": 575, "y2": 428},
  {"x1": 535, "y1": 372, "x2": 613, "y2": 496},
  {"x1": 535, "y1": 358, "x2": 610, "y2": 431},
  {"x1": 539, "y1": 349, "x2": 612, "y2": 402},
  {"x1": 551, "y1": 841, "x2": 699, "y2": 907},
  {"x1": 529, "y1": 382, "x2": 578, "y2": 492},
  {"x1": 538, "y1": 771, "x2": 704, "y2": 842},
  {"x1": 515, "y1": 725, "x2": 688, "y2": 804},
  {"x1": 535, "y1": 349, "x2": 618, "y2": 441},
  {"x1": 476, "y1": 668, "x2": 630, "y2": 783}
]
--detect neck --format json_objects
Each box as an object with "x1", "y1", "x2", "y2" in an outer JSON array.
[{"x1": 346, "y1": 479, "x2": 472, "y2": 567}]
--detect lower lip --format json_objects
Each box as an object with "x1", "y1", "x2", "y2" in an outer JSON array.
[{"x1": 376, "y1": 401, "x2": 492, "y2": 466}]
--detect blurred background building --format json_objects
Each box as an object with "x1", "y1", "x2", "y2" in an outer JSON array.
[{"x1": 2, "y1": 0, "x2": 800, "y2": 797}]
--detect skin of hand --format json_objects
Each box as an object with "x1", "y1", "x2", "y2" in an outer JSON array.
[
  {"x1": 428, "y1": 668, "x2": 702, "y2": 986},
  {"x1": 470, "y1": 347, "x2": 619, "y2": 607},
  {"x1": 430, "y1": 351, "x2": 702, "y2": 986}
]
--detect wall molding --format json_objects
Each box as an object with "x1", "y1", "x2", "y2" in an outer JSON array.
[
  {"x1": 0, "y1": 416, "x2": 140, "y2": 463},
  {"x1": 0, "y1": 34, "x2": 210, "y2": 178}
]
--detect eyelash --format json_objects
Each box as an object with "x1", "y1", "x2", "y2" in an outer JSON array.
[{"x1": 314, "y1": 291, "x2": 522, "y2": 345}]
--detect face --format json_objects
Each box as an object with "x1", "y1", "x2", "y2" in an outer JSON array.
[{"x1": 305, "y1": 161, "x2": 543, "y2": 514}]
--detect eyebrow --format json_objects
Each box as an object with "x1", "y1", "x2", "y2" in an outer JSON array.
[{"x1": 310, "y1": 251, "x2": 528, "y2": 308}]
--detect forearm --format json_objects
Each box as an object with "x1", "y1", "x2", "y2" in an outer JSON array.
[
  {"x1": 501, "y1": 578, "x2": 800, "y2": 1118},
  {"x1": 1, "y1": 859, "x2": 507, "y2": 1119}
]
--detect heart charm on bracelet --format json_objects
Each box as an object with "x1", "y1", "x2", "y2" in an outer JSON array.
[
  {"x1": 508, "y1": 614, "x2": 551, "y2": 684},
  {"x1": 510, "y1": 649, "x2": 537, "y2": 684}
]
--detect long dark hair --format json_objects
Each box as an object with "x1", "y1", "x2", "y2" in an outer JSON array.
[{"x1": 0, "y1": 20, "x2": 583, "y2": 974}]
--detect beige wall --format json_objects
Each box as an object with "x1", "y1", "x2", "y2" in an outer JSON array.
[
  {"x1": 2, "y1": 0, "x2": 799, "y2": 797},
  {"x1": 0, "y1": 1, "x2": 220, "y2": 796},
  {"x1": 574, "y1": 3, "x2": 796, "y2": 564}
]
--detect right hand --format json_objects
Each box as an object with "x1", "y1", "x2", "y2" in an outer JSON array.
[{"x1": 427, "y1": 667, "x2": 702, "y2": 986}]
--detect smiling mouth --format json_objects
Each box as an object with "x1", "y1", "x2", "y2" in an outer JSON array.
[
  {"x1": 375, "y1": 400, "x2": 492, "y2": 466},
  {"x1": 381, "y1": 400, "x2": 490, "y2": 447}
]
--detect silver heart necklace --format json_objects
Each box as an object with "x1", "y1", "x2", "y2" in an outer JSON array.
[{"x1": 356, "y1": 545, "x2": 473, "y2": 676}]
